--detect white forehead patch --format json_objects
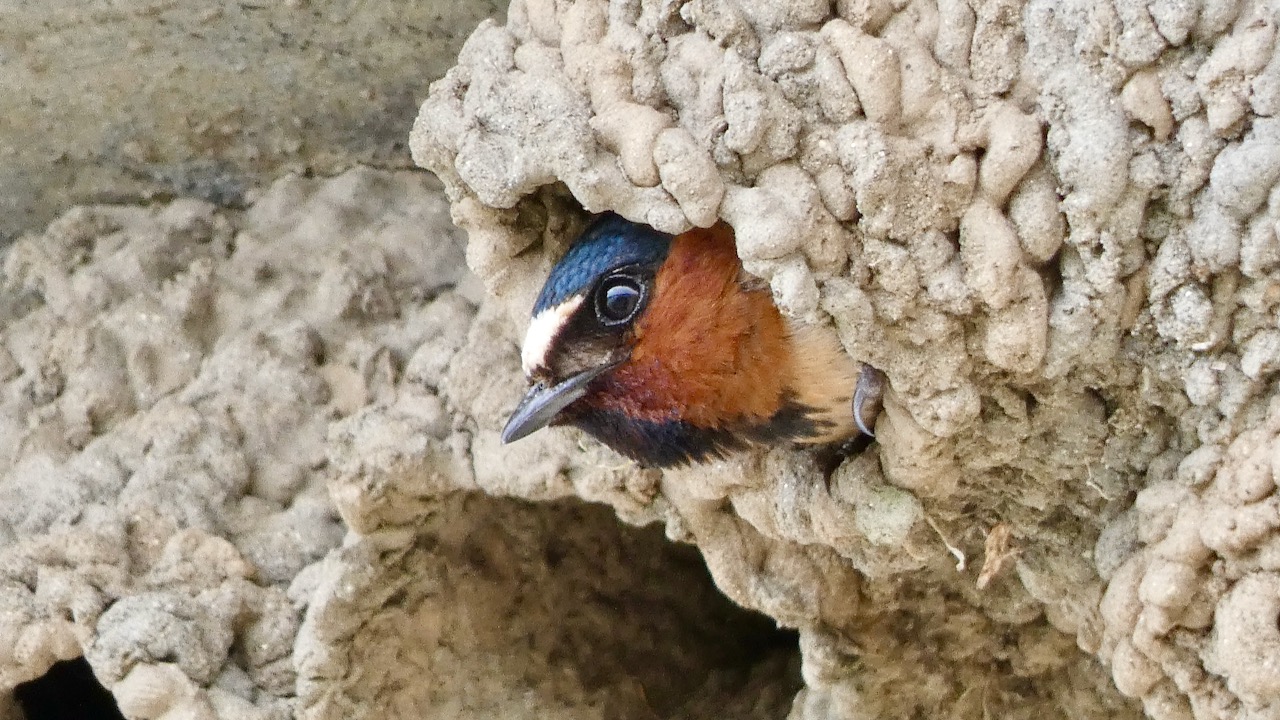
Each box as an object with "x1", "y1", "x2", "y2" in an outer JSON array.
[{"x1": 521, "y1": 296, "x2": 584, "y2": 376}]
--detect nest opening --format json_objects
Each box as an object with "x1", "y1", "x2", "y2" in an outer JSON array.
[{"x1": 13, "y1": 657, "x2": 124, "y2": 720}]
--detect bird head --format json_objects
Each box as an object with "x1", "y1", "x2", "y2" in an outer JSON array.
[
  {"x1": 500, "y1": 212, "x2": 868, "y2": 467},
  {"x1": 500, "y1": 213, "x2": 673, "y2": 445}
]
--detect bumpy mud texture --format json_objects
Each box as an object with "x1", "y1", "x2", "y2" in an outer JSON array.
[
  {"x1": 409, "y1": 0, "x2": 1280, "y2": 718},
  {"x1": 0, "y1": 169, "x2": 465, "y2": 719},
  {"x1": 0, "y1": 169, "x2": 802, "y2": 719}
]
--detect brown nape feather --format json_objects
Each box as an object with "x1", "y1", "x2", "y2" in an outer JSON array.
[
  {"x1": 587, "y1": 222, "x2": 859, "y2": 442},
  {"x1": 786, "y1": 323, "x2": 859, "y2": 443}
]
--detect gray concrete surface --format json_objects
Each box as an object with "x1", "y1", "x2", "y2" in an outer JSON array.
[{"x1": 0, "y1": 0, "x2": 506, "y2": 245}]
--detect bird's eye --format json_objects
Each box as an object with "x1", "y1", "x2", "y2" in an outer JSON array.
[{"x1": 596, "y1": 276, "x2": 643, "y2": 326}]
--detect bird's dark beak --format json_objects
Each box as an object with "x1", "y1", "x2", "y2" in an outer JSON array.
[{"x1": 501, "y1": 362, "x2": 618, "y2": 444}]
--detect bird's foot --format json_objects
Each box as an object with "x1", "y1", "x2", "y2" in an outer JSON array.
[
  {"x1": 817, "y1": 364, "x2": 886, "y2": 491},
  {"x1": 852, "y1": 364, "x2": 886, "y2": 437}
]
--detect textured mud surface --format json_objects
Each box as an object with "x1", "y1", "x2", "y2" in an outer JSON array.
[
  {"x1": 2, "y1": 0, "x2": 1280, "y2": 719},
  {"x1": 407, "y1": 0, "x2": 1280, "y2": 718},
  {"x1": 0, "y1": 169, "x2": 799, "y2": 719}
]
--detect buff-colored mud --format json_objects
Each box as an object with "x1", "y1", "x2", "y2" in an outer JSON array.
[
  {"x1": 4, "y1": 0, "x2": 1280, "y2": 719},
  {"x1": 407, "y1": 0, "x2": 1280, "y2": 718}
]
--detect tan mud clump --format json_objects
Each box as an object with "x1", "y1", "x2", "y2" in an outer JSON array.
[
  {"x1": 3, "y1": 0, "x2": 1280, "y2": 717},
  {"x1": 0, "y1": 169, "x2": 471, "y2": 717},
  {"x1": 406, "y1": 0, "x2": 1280, "y2": 717},
  {"x1": 0, "y1": 169, "x2": 801, "y2": 718}
]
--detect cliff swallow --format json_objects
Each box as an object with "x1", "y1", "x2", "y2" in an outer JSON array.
[{"x1": 502, "y1": 213, "x2": 883, "y2": 467}]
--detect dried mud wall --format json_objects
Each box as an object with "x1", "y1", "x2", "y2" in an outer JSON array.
[
  {"x1": 0, "y1": 169, "x2": 801, "y2": 720},
  {"x1": 1, "y1": 0, "x2": 1280, "y2": 719},
  {"x1": 407, "y1": 0, "x2": 1280, "y2": 718}
]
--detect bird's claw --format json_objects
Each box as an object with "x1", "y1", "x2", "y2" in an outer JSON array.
[{"x1": 853, "y1": 364, "x2": 886, "y2": 437}]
